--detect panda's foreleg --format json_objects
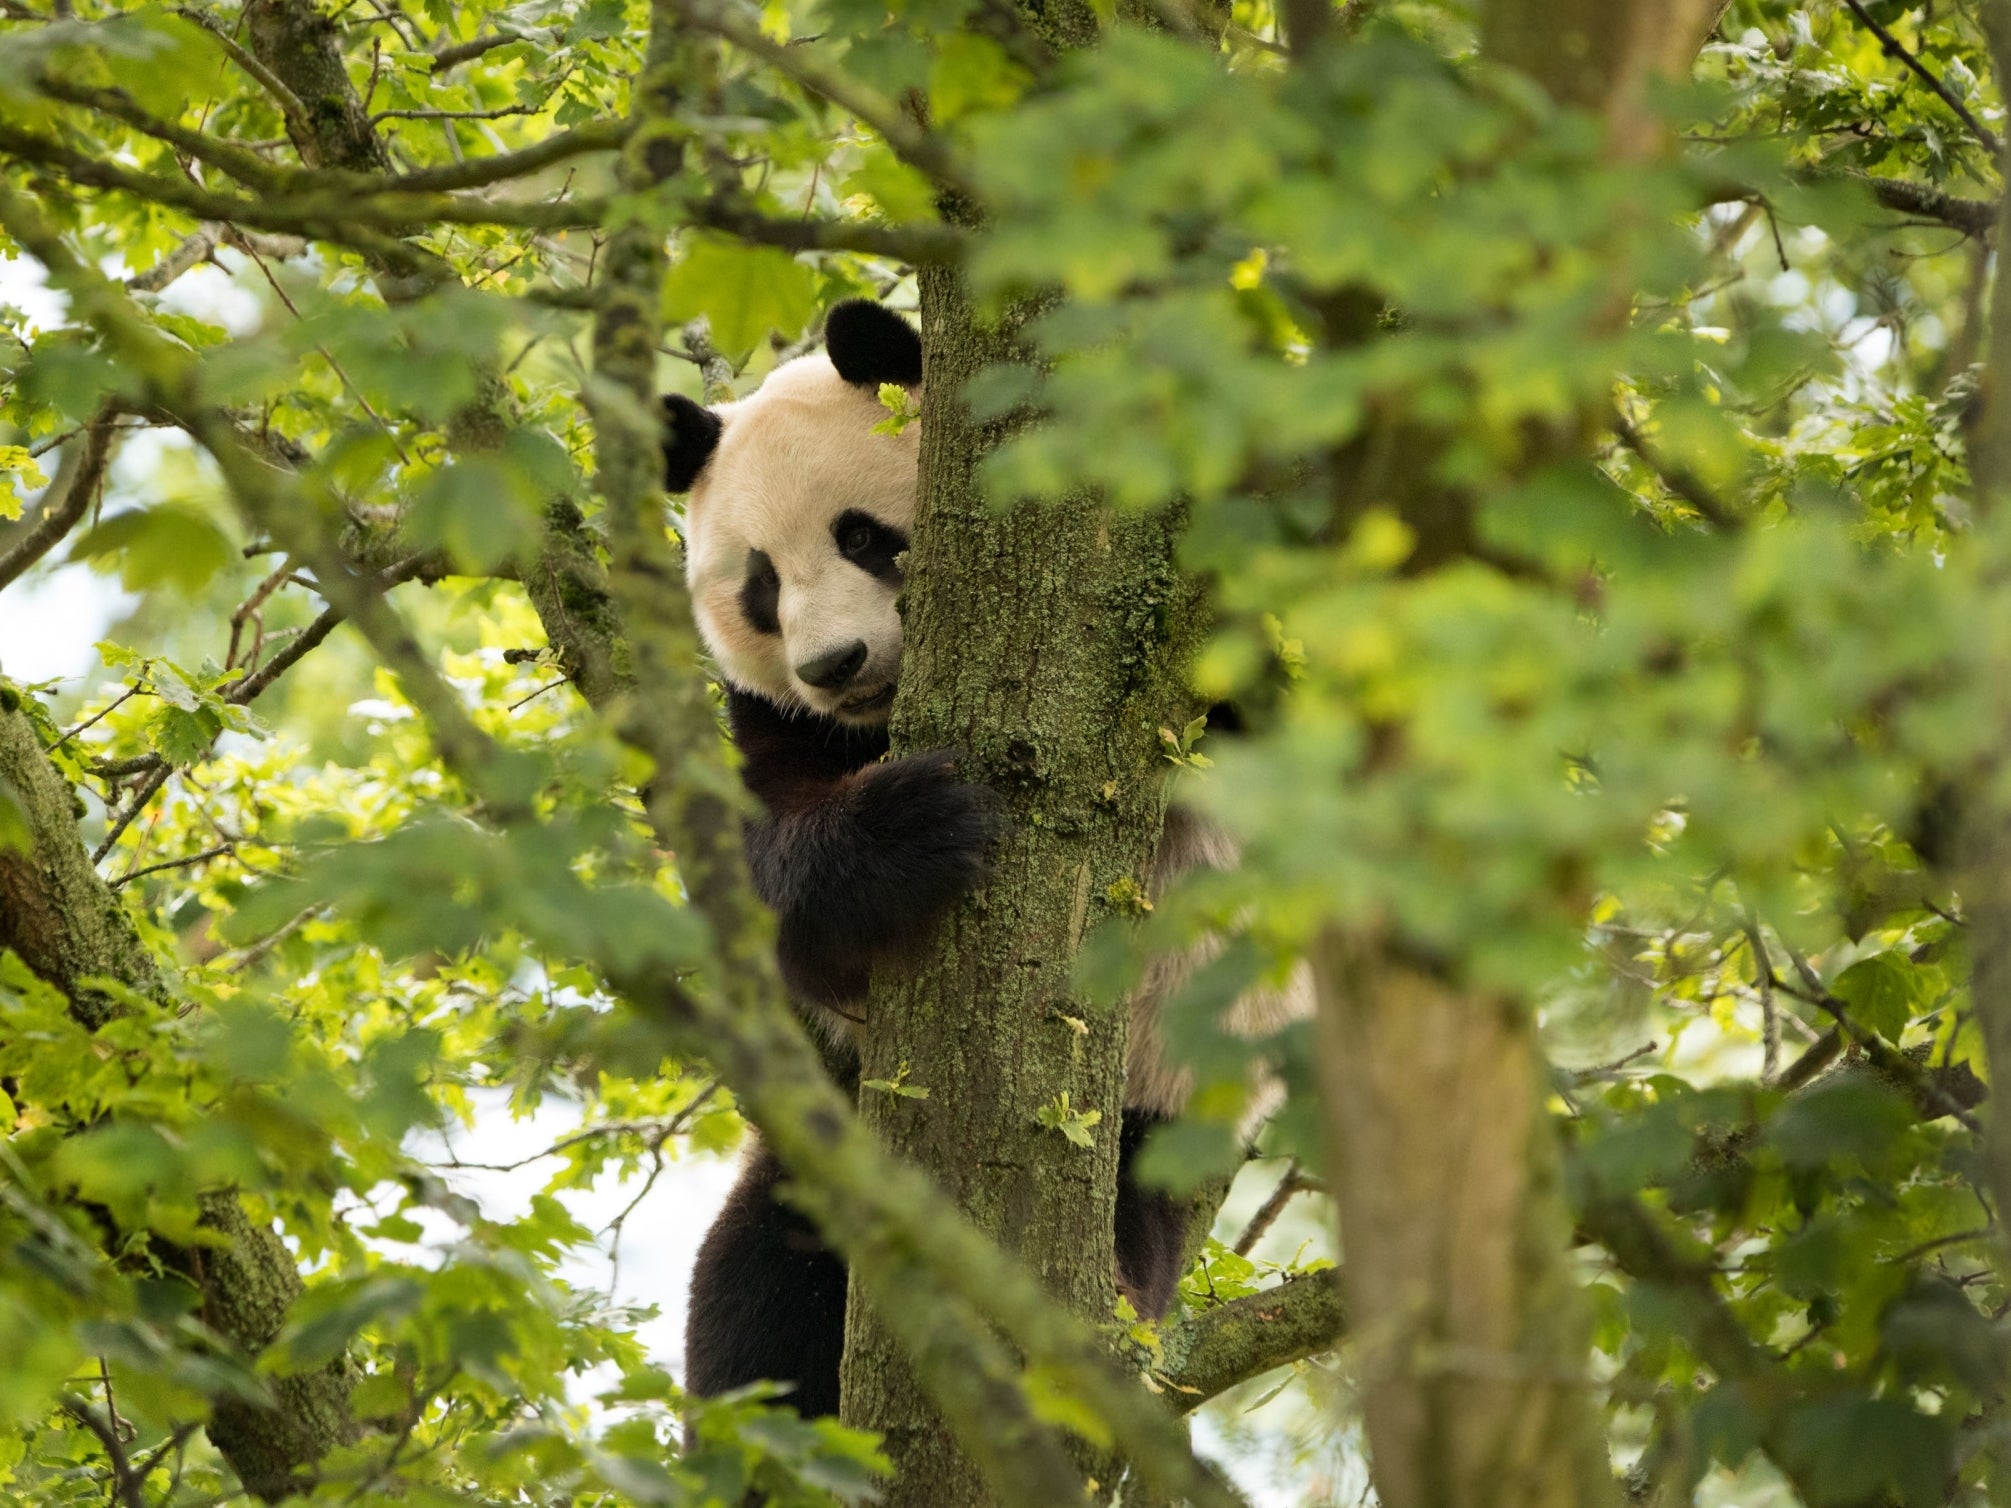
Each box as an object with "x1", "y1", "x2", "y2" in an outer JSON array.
[
  {"x1": 744, "y1": 748, "x2": 998, "y2": 1006},
  {"x1": 1114, "y1": 1108, "x2": 1188, "y2": 1320},
  {"x1": 686, "y1": 1141, "x2": 848, "y2": 1418}
]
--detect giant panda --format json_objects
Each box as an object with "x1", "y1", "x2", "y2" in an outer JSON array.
[{"x1": 663, "y1": 298, "x2": 1301, "y2": 1420}]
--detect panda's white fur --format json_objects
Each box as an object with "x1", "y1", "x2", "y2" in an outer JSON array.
[{"x1": 683, "y1": 355, "x2": 917, "y2": 725}]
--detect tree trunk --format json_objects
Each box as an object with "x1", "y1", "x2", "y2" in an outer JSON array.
[
  {"x1": 837, "y1": 275, "x2": 1200, "y2": 1500},
  {"x1": 1956, "y1": 0, "x2": 2011, "y2": 1330},
  {"x1": 1306, "y1": 11, "x2": 1733, "y2": 1505},
  {"x1": 0, "y1": 701, "x2": 356, "y2": 1499},
  {"x1": 1313, "y1": 937, "x2": 1615, "y2": 1508}
]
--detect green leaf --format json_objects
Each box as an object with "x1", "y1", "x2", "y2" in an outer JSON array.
[
  {"x1": 662, "y1": 236, "x2": 816, "y2": 356},
  {"x1": 0, "y1": 445, "x2": 46, "y2": 522},
  {"x1": 68, "y1": 505, "x2": 235, "y2": 595},
  {"x1": 1831, "y1": 953, "x2": 1915, "y2": 1044}
]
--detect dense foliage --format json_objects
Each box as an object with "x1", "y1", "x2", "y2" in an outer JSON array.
[{"x1": 3, "y1": 0, "x2": 2011, "y2": 1504}]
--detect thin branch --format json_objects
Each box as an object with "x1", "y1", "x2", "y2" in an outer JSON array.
[
  {"x1": 1747, "y1": 920, "x2": 1781, "y2": 1080},
  {"x1": 393, "y1": 119, "x2": 629, "y2": 192},
  {"x1": 1772, "y1": 942, "x2": 1985, "y2": 1132},
  {"x1": 92, "y1": 765, "x2": 170, "y2": 863},
  {"x1": 0, "y1": 413, "x2": 114, "y2": 592},
  {"x1": 30, "y1": 76, "x2": 288, "y2": 192},
  {"x1": 1612, "y1": 411, "x2": 1741, "y2": 530},
  {"x1": 0, "y1": 119, "x2": 599, "y2": 265},
  {"x1": 1233, "y1": 1159, "x2": 1318, "y2": 1256},
  {"x1": 59, "y1": 1396, "x2": 147, "y2": 1508},
  {"x1": 694, "y1": 197, "x2": 964, "y2": 263},
  {"x1": 1838, "y1": 0, "x2": 2000, "y2": 157},
  {"x1": 112, "y1": 843, "x2": 232, "y2": 888},
  {"x1": 128, "y1": 227, "x2": 222, "y2": 293},
  {"x1": 370, "y1": 103, "x2": 541, "y2": 122},
  {"x1": 663, "y1": 0, "x2": 974, "y2": 195},
  {"x1": 173, "y1": 5, "x2": 316, "y2": 144},
  {"x1": 52, "y1": 685, "x2": 144, "y2": 753},
  {"x1": 1849, "y1": 171, "x2": 1999, "y2": 237},
  {"x1": 1776, "y1": 1026, "x2": 1843, "y2": 1094},
  {"x1": 431, "y1": 29, "x2": 521, "y2": 71}
]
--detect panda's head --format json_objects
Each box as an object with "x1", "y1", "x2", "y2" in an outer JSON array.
[{"x1": 663, "y1": 300, "x2": 924, "y2": 727}]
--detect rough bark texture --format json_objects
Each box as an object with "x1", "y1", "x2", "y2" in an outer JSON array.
[
  {"x1": 1313, "y1": 939, "x2": 1614, "y2": 1508},
  {"x1": 1155, "y1": 1268, "x2": 1345, "y2": 1412},
  {"x1": 1960, "y1": 0, "x2": 2011, "y2": 1309},
  {"x1": 836, "y1": 276, "x2": 1202, "y2": 1501},
  {"x1": 0, "y1": 702, "x2": 356, "y2": 1499}
]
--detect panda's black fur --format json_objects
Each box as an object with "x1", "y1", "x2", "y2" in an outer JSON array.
[{"x1": 668, "y1": 301, "x2": 1202, "y2": 1418}]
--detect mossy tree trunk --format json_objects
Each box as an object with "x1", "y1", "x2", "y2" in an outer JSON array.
[
  {"x1": 837, "y1": 278, "x2": 1202, "y2": 1501},
  {"x1": 0, "y1": 704, "x2": 357, "y2": 1501},
  {"x1": 1308, "y1": 9, "x2": 1735, "y2": 1506}
]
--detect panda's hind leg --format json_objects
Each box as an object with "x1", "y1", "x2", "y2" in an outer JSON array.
[
  {"x1": 1115, "y1": 1109, "x2": 1188, "y2": 1320},
  {"x1": 686, "y1": 1141, "x2": 847, "y2": 1418}
]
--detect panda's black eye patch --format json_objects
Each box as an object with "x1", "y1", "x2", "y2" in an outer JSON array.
[
  {"x1": 740, "y1": 549, "x2": 781, "y2": 636},
  {"x1": 832, "y1": 509, "x2": 907, "y2": 581}
]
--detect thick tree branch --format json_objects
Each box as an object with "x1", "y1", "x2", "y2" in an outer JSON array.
[{"x1": 1154, "y1": 1270, "x2": 1345, "y2": 1412}]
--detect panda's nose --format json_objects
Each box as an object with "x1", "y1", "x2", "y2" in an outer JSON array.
[{"x1": 796, "y1": 640, "x2": 868, "y2": 690}]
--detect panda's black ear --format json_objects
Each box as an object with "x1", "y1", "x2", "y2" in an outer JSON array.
[
  {"x1": 662, "y1": 394, "x2": 722, "y2": 492},
  {"x1": 825, "y1": 300, "x2": 923, "y2": 388}
]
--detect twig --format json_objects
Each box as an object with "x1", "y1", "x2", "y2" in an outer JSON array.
[
  {"x1": 1612, "y1": 411, "x2": 1742, "y2": 530},
  {"x1": 431, "y1": 29, "x2": 522, "y2": 71},
  {"x1": 506, "y1": 678, "x2": 569, "y2": 711},
  {"x1": 52, "y1": 685, "x2": 145, "y2": 753},
  {"x1": 1773, "y1": 942, "x2": 1984, "y2": 1132},
  {"x1": 112, "y1": 843, "x2": 232, "y2": 888},
  {"x1": 443, "y1": 1086, "x2": 722, "y2": 1174},
  {"x1": 238, "y1": 243, "x2": 413, "y2": 464},
  {"x1": 92, "y1": 765, "x2": 171, "y2": 863},
  {"x1": 1744, "y1": 915, "x2": 1780, "y2": 1080},
  {"x1": 663, "y1": 0, "x2": 974, "y2": 195},
  {"x1": 1838, "y1": 0, "x2": 2001, "y2": 157},
  {"x1": 221, "y1": 904, "x2": 318, "y2": 973},
  {"x1": 226, "y1": 556, "x2": 297, "y2": 671},
  {"x1": 1846, "y1": 171, "x2": 1998, "y2": 237},
  {"x1": 1570, "y1": 1040, "x2": 1660, "y2": 1083},
  {"x1": 128, "y1": 226, "x2": 223, "y2": 293},
  {"x1": 1775, "y1": 1026, "x2": 1842, "y2": 1094},
  {"x1": 392, "y1": 119, "x2": 628, "y2": 192},
  {"x1": 59, "y1": 1396, "x2": 147, "y2": 1508},
  {"x1": 1233, "y1": 1159, "x2": 1320, "y2": 1256},
  {"x1": 370, "y1": 103, "x2": 540, "y2": 122}
]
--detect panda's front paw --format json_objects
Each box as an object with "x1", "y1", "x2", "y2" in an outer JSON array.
[{"x1": 846, "y1": 749, "x2": 1002, "y2": 922}]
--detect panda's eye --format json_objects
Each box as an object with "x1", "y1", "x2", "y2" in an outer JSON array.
[
  {"x1": 740, "y1": 548, "x2": 781, "y2": 636},
  {"x1": 832, "y1": 509, "x2": 907, "y2": 581}
]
